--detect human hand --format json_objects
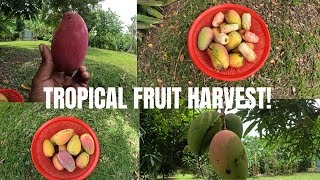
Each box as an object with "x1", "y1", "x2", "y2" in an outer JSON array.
[{"x1": 29, "y1": 44, "x2": 90, "y2": 102}]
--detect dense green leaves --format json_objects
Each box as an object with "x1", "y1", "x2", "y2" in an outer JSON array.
[{"x1": 238, "y1": 99, "x2": 320, "y2": 159}]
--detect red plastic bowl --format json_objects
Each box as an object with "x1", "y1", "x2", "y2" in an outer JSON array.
[
  {"x1": 188, "y1": 4, "x2": 271, "y2": 81},
  {"x1": 31, "y1": 116, "x2": 100, "y2": 180},
  {"x1": 0, "y1": 88, "x2": 24, "y2": 102}
]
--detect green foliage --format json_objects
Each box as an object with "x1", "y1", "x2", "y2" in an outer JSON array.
[
  {"x1": 137, "y1": 0, "x2": 177, "y2": 29},
  {"x1": 0, "y1": 0, "x2": 42, "y2": 20},
  {"x1": 140, "y1": 101, "x2": 194, "y2": 178},
  {"x1": 238, "y1": 100, "x2": 320, "y2": 160},
  {"x1": 41, "y1": 0, "x2": 102, "y2": 31}
]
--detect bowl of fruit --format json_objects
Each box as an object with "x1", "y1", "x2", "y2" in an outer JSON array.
[
  {"x1": 0, "y1": 88, "x2": 24, "y2": 102},
  {"x1": 31, "y1": 116, "x2": 100, "y2": 180},
  {"x1": 188, "y1": 4, "x2": 271, "y2": 81}
]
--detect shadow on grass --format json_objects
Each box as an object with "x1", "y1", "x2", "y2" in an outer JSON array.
[
  {"x1": 0, "y1": 103, "x2": 139, "y2": 179},
  {"x1": 0, "y1": 46, "x2": 136, "y2": 105}
]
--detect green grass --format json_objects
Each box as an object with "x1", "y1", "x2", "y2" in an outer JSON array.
[
  {"x1": 248, "y1": 173, "x2": 320, "y2": 180},
  {"x1": 0, "y1": 103, "x2": 139, "y2": 179},
  {"x1": 168, "y1": 173, "x2": 320, "y2": 180},
  {"x1": 138, "y1": 0, "x2": 320, "y2": 98},
  {"x1": 0, "y1": 40, "x2": 137, "y2": 102}
]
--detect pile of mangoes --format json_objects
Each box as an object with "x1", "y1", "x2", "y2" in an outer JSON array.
[
  {"x1": 197, "y1": 10, "x2": 260, "y2": 71},
  {"x1": 42, "y1": 129, "x2": 95, "y2": 172},
  {"x1": 187, "y1": 111, "x2": 248, "y2": 179},
  {"x1": 0, "y1": 93, "x2": 9, "y2": 102}
]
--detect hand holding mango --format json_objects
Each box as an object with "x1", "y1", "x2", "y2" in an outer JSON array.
[
  {"x1": 197, "y1": 9, "x2": 259, "y2": 71},
  {"x1": 43, "y1": 129, "x2": 95, "y2": 172}
]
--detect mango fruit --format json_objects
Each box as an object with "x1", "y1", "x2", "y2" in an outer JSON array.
[
  {"x1": 220, "y1": 23, "x2": 239, "y2": 34},
  {"x1": 225, "y1": 10, "x2": 241, "y2": 29},
  {"x1": 238, "y1": 43, "x2": 257, "y2": 62},
  {"x1": 229, "y1": 53, "x2": 245, "y2": 68},
  {"x1": 51, "y1": 12, "x2": 88, "y2": 73},
  {"x1": 57, "y1": 151, "x2": 76, "y2": 172},
  {"x1": 242, "y1": 31, "x2": 259, "y2": 43},
  {"x1": 225, "y1": 31, "x2": 242, "y2": 51},
  {"x1": 233, "y1": 42, "x2": 254, "y2": 53},
  {"x1": 58, "y1": 144, "x2": 67, "y2": 152},
  {"x1": 212, "y1": 12, "x2": 224, "y2": 27},
  {"x1": 76, "y1": 152, "x2": 90, "y2": 169},
  {"x1": 43, "y1": 139, "x2": 55, "y2": 157},
  {"x1": 187, "y1": 111, "x2": 222, "y2": 155},
  {"x1": 198, "y1": 27, "x2": 214, "y2": 51},
  {"x1": 224, "y1": 113, "x2": 243, "y2": 138},
  {"x1": 0, "y1": 93, "x2": 9, "y2": 102},
  {"x1": 242, "y1": 13, "x2": 251, "y2": 30},
  {"x1": 80, "y1": 133, "x2": 95, "y2": 155},
  {"x1": 210, "y1": 43, "x2": 229, "y2": 70},
  {"x1": 214, "y1": 33, "x2": 229, "y2": 45},
  {"x1": 50, "y1": 129, "x2": 74, "y2": 146},
  {"x1": 209, "y1": 130, "x2": 248, "y2": 180},
  {"x1": 67, "y1": 135, "x2": 81, "y2": 156},
  {"x1": 52, "y1": 154, "x2": 64, "y2": 171}
]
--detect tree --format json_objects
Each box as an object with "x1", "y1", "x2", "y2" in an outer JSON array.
[
  {"x1": 0, "y1": 0, "x2": 42, "y2": 20},
  {"x1": 41, "y1": 0, "x2": 102, "y2": 31},
  {"x1": 88, "y1": 9, "x2": 124, "y2": 50},
  {"x1": 238, "y1": 99, "x2": 320, "y2": 159},
  {"x1": 127, "y1": 15, "x2": 137, "y2": 53}
]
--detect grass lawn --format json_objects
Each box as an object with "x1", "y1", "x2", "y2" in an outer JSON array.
[
  {"x1": 138, "y1": 0, "x2": 320, "y2": 99},
  {"x1": 0, "y1": 103, "x2": 139, "y2": 179},
  {"x1": 167, "y1": 173, "x2": 320, "y2": 179},
  {"x1": 0, "y1": 40, "x2": 137, "y2": 102}
]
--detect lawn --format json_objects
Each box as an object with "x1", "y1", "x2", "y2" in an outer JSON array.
[
  {"x1": 0, "y1": 103, "x2": 139, "y2": 179},
  {"x1": 138, "y1": 0, "x2": 320, "y2": 99},
  {"x1": 0, "y1": 40, "x2": 137, "y2": 102},
  {"x1": 167, "y1": 173, "x2": 320, "y2": 180}
]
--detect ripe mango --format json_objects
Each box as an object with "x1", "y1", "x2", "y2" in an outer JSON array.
[
  {"x1": 229, "y1": 53, "x2": 245, "y2": 68},
  {"x1": 50, "y1": 129, "x2": 74, "y2": 146},
  {"x1": 57, "y1": 151, "x2": 76, "y2": 172},
  {"x1": 52, "y1": 154, "x2": 64, "y2": 171},
  {"x1": 187, "y1": 111, "x2": 222, "y2": 156},
  {"x1": 242, "y1": 31, "x2": 259, "y2": 43},
  {"x1": 225, "y1": 31, "x2": 242, "y2": 51},
  {"x1": 224, "y1": 114, "x2": 243, "y2": 138},
  {"x1": 0, "y1": 93, "x2": 9, "y2": 102},
  {"x1": 43, "y1": 139, "x2": 55, "y2": 157},
  {"x1": 67, "y1": 135, "x2": 81, "y2": 156},
  {"x1": 58, "y1": 144, "x2": 67, "y2": 152},
  {"x1": 198, "y1": 27, "x2": 214, "y2": 51},
  {"x1": 212, "y1": 12, "x2": 224, "y2": 27},
  {"x1": 209, "y1": 130, "x2": 248, "y2": 180},
  {"x1": 210, "y1": 43, "x2": 229, "y2": 70},
  {"x1": 242, "y1": 13, "x2": 251, "y2": 30},
  {"x1": 51, "y1": 12, "x2": 88, "y2": 73},
  {"x1": 214, "y1": 33, "x2": 229, "y2": 45},
  {"x1": 220, "y1": 23, "x2": 239, "y2": 34},
  {"x1": 233, "y1": 42, "x2": 254, "y2": 53},
  {"x1": 80, "y1": 133, "x2": 95, "y2": 155},
  {"x1": 76, "y1": 152, "x2": 90, "y2": 169},
  {"x1": 225, "y1": 10, "x2": 241, "y2": 29},
  {"x1": 238, "y1": 43, "x2": 257, "y2": 62}
]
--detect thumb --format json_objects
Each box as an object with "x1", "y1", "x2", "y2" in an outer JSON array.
[{"x1": 33, "y1": 44, "x2": 54, "y2": 82}]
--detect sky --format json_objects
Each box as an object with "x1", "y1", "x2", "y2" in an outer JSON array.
[{"x1": 100, "y1": 0, "x2": 137, "y2": 30}]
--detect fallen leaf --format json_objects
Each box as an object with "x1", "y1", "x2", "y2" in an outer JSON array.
[
  {"x1": 21, "y1": 83, "x2": 31, "y2": 91},
  {"x1": 179, "y1": 54, "x2": 185, "y2": 62},
  {"x1": 157, "y1": 78, "x2": 163, "y2": 85},
  {"x1": 188, "y1": 81, "x2": 193, "y2": 85},
  {"x1": 160, "y1": 24, "x2": 164, "y2": 28},
  {"x1": 259, "y1": 3, "x2": 264, "y2": 7},
  {"x1": 270, "y1": 59, "x2": 276, "y2": 64},
  {"x1": 169, "y1": 25, "x2": 175, "y2": 29},
  {"x1": 2, "y1": 80, "x2": 10, "y2": 84},
  {"x1": 292, "y1": 87, "x2": 296, "y2": 94},
  {"x1": 148, "y1": 43, "x2": 153, "y2": 48}
]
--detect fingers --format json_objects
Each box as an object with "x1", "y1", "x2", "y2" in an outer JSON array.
[
  {"x1": 32, "y1": 44, "x2": 54, "y2": 83},
  {"x1": 74, "y1": 65, "x2": 90, "y2": 86}
]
